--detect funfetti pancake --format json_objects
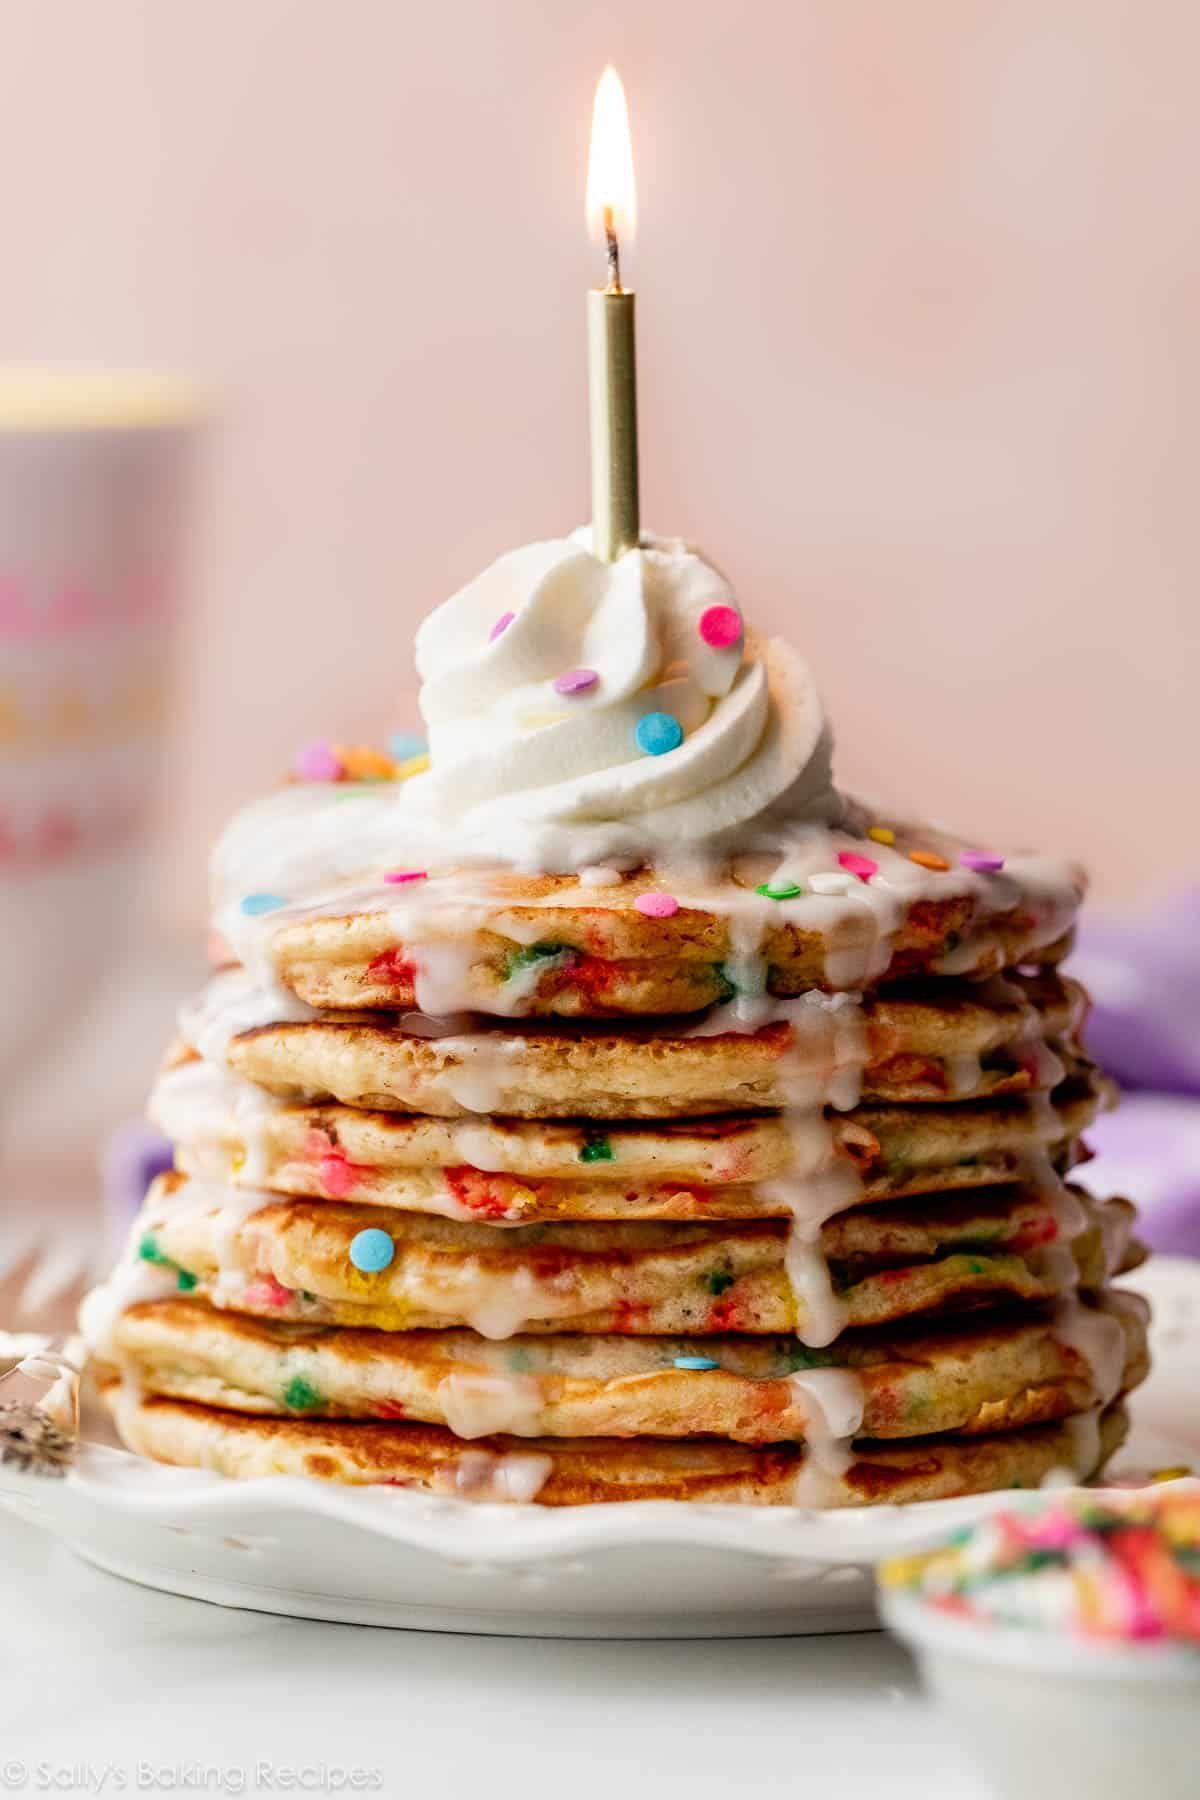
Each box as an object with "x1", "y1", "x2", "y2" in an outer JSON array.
[
  {"x1": 158, "y1": 1055, "x2": 1104, "y2": 1222},
  {"x1": 96, "y1": 1173, "x2": 1140, "y2": 1348},
  {"x1": 104, "y1": 1290, "x2": 1148, "y2": 1447},
  {"x1": 100, "y1": 1378, "x2": 1130, "y2": 1508},
  {"x1": 177, "y1": 966, "x2": 1089, "y2": 1118}
]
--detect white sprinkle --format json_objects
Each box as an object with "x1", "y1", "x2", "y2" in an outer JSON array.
[{"x1": 807, "y1": 871, "x2": 860, "y2": 896}]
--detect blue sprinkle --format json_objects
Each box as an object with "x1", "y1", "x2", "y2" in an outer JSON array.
[
  {"x1": 635, "y1": 711, "x2": 684, "y2": 756},
  {"x1": 674, "y1": 1355, "x2": 720, "y2": 1371},
  {"x1": 240, "y1": 892, "x2": 287, "y2": 916},
  {"x1": 349, "y1": 1227, "x2": 395, "y2": 1273},
  {"x1": 388, "y1": 731, "x2": 428, "y2": 762}
]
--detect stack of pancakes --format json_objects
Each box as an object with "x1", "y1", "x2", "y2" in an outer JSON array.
[{"x1": 85, "y1": 834, "x2": 1149, "y2": 1506}]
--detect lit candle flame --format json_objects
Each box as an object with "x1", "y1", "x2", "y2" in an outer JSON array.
[{"x1": 586, "y1": 66, "x2": 636, "y2": 285}]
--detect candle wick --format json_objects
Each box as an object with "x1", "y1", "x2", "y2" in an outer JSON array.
[{"x1": 603, "y1": 204, "x2": 623, "y2": 293}]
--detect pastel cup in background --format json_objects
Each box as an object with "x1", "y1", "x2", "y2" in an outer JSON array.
[
  {"x1": 879, "y1": 1486, "x2": 1200, "y2": 1800},
  {"x1": 0, "y1": 369, "x2": 201, "y2": 1109}
]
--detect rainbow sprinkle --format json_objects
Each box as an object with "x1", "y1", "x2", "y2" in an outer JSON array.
[
  {"x1": 489, "y1": 611, "x2": 515, "y2": 642},
  {"x1": 698, "y1": 604, "x2": 742, "y2": 648},
  {"x1": 634, "y1": 891, "x2": 679, "y2": 918},
  {"x1": 881, "y1": 1488, "x2": 1200, "y2": 1645},
  {"x1": 837, "y1": 851, "x2": 878, "y2": 882},
  {"x1": 553, "y1": 667, "x2": 599, "y2": 695},
  {"x1": 349, "y1": 745, "x2": 402, "y2": 781},
  {"x1": 867, "y1": 826, "x2": 895, "y2": 846},
  {"x1": 349, "y1": 1227, "x2": 395, "y2": 1273},
  {"x1": 674, "y1": 1355, "x2": 720, "y2": 1371},
  {"x1": 295, "y1": 740, "x2": 342, "y2": 782},
  {"x1": 387, "y1": 731, "x2": 427, "y2": 763},
  {"x1": 635, "y1": 711, "x2": 684, "y2": 756},
  {"x1": 961, "y1": 850, "x2": 1006, "y2": 873},
  {"x1": 384, "y1": 869, "x2": 428, "y2": 885},
  {"x1": 756, "y1": 879, "x2": 803, "y2": 900},
  {"x1": 240, "y1": 892, "x2": 286, "y2": 916}
]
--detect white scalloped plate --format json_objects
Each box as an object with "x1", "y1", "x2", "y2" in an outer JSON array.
[{"x1": 2, "y1": 1262, "x2": 1196, "y2": 1638}]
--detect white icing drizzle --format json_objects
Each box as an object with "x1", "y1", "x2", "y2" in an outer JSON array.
[
  {"x1": 947, "y1": 1051, "x2": 984, "y2": 1099},
  {"x1": 179, "y1": 966, "x2": 317, "y2": 1069},
  {"x1": 450, "y1": 1124, "x2": 523, "y2": 1176},
  {"x1": 446, "y1": 1446, "x2": 553, "y2": 1503},
  {"x1": 435, "y1": 1034, "x2": 528, "y2": 1114},
  {"x1": 1052, "y1": 1300, "x2": 1127, "y2": 1408},
  {"x1": 151, "y1": 1057, "x2": 285, "y2": 1184},
  {"x1": 1058, "y1": 1405, "x2": 1103, "y2": 1483},
  {"x1": 1029, "y1": 1239, "x2": 1082, "y2": 1297},
  {"x1": 79, "y1": 1263, "x2": 180, "y2": 1363},
  {"x1": 449, "y1": 1266, "x2": 580, "y2": 1341},
  {"x1": 437, "y1": 1370, "x2": 544, "y2": 1439},
  {"x1": 780, "y1": 1226, "x2": 852, "y2": 1350},
  {"x1": 577, "y1": 865, "x2": 627, "y2": 888},
  {"x1": 787, "y1": 1364, "x2": 869, "y2": 1507},
  {"x1": 788, "y1": 1369, "x2": 863, "y2": 1434}
]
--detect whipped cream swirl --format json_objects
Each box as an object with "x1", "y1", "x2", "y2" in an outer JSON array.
[{"x1": 399, "y1": 531, "x2": 840, "y2": 869}]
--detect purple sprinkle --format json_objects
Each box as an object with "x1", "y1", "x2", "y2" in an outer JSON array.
[
  {"x1": 960, "y1": 851, "x2": 1006, "y2": 873},
  {"x1": 553, "y1": 668, "x2": 600, "y2": 696},
  {"x1": 489, "y1": 611, "x2": 515, "y2": 642},
  {"x1": 295, "y1": 740, "x2": 341, "y2": 782}
]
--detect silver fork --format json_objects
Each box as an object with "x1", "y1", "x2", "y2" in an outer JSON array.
[{"x1": 0, "y1": 1235, "x2": 94, "y2": 1477}]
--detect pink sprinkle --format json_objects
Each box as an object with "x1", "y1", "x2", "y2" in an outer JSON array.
[
  {"x1": 553, "y1": 667, "x2": 599, "y2": 696},
  {"x1": 960, "y1": 850, "x2": 1006, "y2": 873},
  {"x1": 489, "y1": 611, "x2": 515, "y2": 642},
  {"x1": 318, "y1": 1153, "x2": 355, "y2": 1199},
  {"x1": 634, "y1": 891, "x2": 680, "y2": 918},
  {"x1": 244, "y1": 1276, "x2": 292, "y2": 1311},
  {"x1": 295, "y1": 739, "x2": 342, "y2": 782},
  {"x1": 698, "y1": 604, "x2": 743, "y2": 649},
  {"x1": 384, "y1": 869, "x2": 428, "y2": 885},
  {"x1": 837, "y1": 850, "x2": 879, "y2": 882}
]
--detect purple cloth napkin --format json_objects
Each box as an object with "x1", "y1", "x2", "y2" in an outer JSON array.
[
  {"x1": 1071, "y1": 889, "x2": 1200, "y2": 1256},
  {"x1": 1079, "y1": 1095, "x2": 1200, "y2": 1258},
  {"x1": 1073, "y1": 888, "x2": 1200, "y2": 1095}
]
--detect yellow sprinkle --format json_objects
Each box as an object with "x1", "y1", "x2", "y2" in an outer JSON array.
[
  {"x1": 868, "y1": 827, "x2": 896, "y2": 846},
  {"x1": 393, "y1": 753, "x2": 430, "y2": 779},
  {"x1": 230, "y1": 1150, "x2": 246, "y2": 1175},
  {"x1": 1151, "y1": 1466, "x2": 1193, "y2": 1483},
  {"x1": 518, "y1": 711, "x2": 566, "y2": 733}
]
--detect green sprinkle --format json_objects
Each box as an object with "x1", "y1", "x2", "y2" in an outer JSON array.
[
  {"x1": 504, "y1": 941, "x2": 573, "y2": 979},
  {"x1": 283, "y1": 1375, "x2": 324, "y2": 1412},
  {"x1": 579, "y1": 1136, "x2": 614, "y2": 1164},
  {"x1": 506, "y1": 1347, "x2": 533, "y2": 1374},
  {"x1": 175, "y1": 1269, "x2": 198, "y2": 1292},
  {"x1": 966, "y1": 1258, "x2": 988, "y2": 1275},
  {"x1": 755, "y1": 880, "x2": 803, "y2": 901},
  {"x1": 705, "y1": 1269, "x2": 735, "y2": 1296},
  {"x1": 138, "y1": 1234, "x2": 172, "y2": 1268}
]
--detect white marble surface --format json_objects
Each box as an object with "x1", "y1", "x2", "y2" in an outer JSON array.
[{"x1": 0, "y1": 1505, "x2": 986, "y2": 1800}]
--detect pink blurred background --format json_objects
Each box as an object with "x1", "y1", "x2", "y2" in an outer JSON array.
[{"x1": 2, "y1": 0, "x2": 1197, "y2": 919}]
